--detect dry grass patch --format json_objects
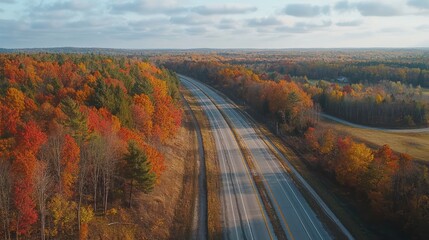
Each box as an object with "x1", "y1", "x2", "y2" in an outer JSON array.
[{"x1": 320, "y1": 119, "x2": 429, "y2": 162}]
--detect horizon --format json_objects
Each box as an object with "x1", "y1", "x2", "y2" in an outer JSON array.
[{"x1": 2, "y1": 46, "x2": 429, "y2": 50}]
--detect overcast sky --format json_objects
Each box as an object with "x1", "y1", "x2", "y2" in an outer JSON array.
[{"x1": 1, "y1": 0, "x2": 429, "y2": 48}]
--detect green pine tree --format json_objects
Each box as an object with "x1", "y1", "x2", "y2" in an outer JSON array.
[
  {"x1": 123, "y1": 141, "x2": 156, "y2": 207},
  {"x1": 60, "y1": 97, "x2": 88, "y2": 143}
]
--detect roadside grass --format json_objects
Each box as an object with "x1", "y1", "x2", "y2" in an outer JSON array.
[
  {"x1": 168, "y1": 94, "x2": 200, "y2": 239},
  {"x1": 127, "y1": 98, "x2": 198, "y2": 239},
  {"x1": 182, "y1": 87, "x2": 222, "y2": 240},
  {"x1": 320, "y1": 118, "x2": 429, "y2": 163}
]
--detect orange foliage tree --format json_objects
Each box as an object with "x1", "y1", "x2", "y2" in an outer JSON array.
[
  {"x1": 61, "y1": 135, "x2": 80, "y2": 198},
  {"x1": 12, "y1": 121, "x2": 47, "y2": 236}
]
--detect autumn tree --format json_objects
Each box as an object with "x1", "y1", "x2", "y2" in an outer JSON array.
[
  {"x1": 48, "y1": 194, "x2": 77, "y2": 238},
  {"x1": 34, "y1": 161, "x2": 52, "y2": 240},
  {"x1": 335, "y1": 137, "x2": 373, "y2": 188},
  {"x1": 363, "y1": 145, "x2": 398, "y2": 214},
  {"x1": 12, "y1": 121, "x2": 47, "y2": 236},
  {"x1": 0, "y1": 159, "x2": 12, "y2": 240},
  {"x1": 132, "y1": 94, "x2": 154, "y2": 137},
  {"x1": 61, "y1": 135, "x2": 80, "y2": 199}
]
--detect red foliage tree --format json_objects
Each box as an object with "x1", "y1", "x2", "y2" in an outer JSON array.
[
  {"x1": 12, "y1": 121, "x2": 47, "y2": 236},
  {"x1": 61, "y1": 134, "x2": 80, "y2": 198}
]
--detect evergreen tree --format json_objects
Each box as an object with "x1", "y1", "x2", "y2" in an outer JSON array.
[
  {"x1": 60, "y1": 97, "x2": 88, "y2": 142},
  {"x1": 123, "y1": 141, "x2": 156, "y2": 207}
]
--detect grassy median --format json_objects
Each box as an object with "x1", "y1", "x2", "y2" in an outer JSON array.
[{"x1": 181, "y1": 87, "x2": 222, "y2": 240}]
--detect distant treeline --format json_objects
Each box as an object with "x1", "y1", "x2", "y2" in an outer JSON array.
[
  {"x1": 303, "y1": 81, "x2": 429, "y2": 128},
  {"x1": 164, "y1": 60, "x2": 316, "y2": 133},
  {"x1": 242, "y1": 60, "x2": 429, "y2": 87}
]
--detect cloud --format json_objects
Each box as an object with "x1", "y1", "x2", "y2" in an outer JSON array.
[
  {"x1": 191, "y1": 4, "x2": 257, "y2": 15},
  {"x1": 111, "y1": 0, "x2": 187, "y2": 15},
  {"x1": 336, "y1": 20, "x2": 362, "y2": 27},
  {"x1": 277, "y1": 21, "x2": 331, "y2": 33},
  {"x1": 408, "y1": 0, "x2": 429, "y2": 9},
  {"x1": 417, "y1": 24, "x2": 429, "y2": 30},
  {"x1": 356, "y1": 2, "x2": 401, "y2": 16},
  {"x1": 283, "y1": 4, "x2": 330, "y2": 17},
  {"x1": 334, "y1": 1, "x2": 401, "y2": 16},
  {"x1": 0, "y1": 0, "x2": 14, "y2": 3},
  {"x1": 217, "y1": 19, "x2": 239, "y2": 30},
  {"x1": 46, "y1": 0, "x2": 93, "y2": 11},
  {"x1": 170, "y1": 14, "x2": 212, "y2": 25},
  {"x1": 128, "y1": 18, "x2": 170, "y2": 30},
  {"x1": 185, "y1": 26, "x2": 207, "y2": 35},
  {"x1": 334, "y1": 1, "x2": 351, "y2": 12},
  {"x1": 247, "y1": 17, "x2": 283, "y2": 27}
]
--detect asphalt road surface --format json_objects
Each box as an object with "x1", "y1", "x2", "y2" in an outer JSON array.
[
  {"x1": 181, "y1": 75, "x2": 351, "y2": 240},
  {"x1": 181, "y1": 78, "x2": 275, "y2": 240}
]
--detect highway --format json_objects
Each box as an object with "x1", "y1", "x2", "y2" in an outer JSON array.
[
  {"x1": 181, "y1": 75, "x2": 350, "y2": 240},
  {"x1": 181, "y1": 78, "x2": 275, "y2": 240}
]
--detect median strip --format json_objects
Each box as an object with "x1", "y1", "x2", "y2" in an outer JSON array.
[
  {"x1": 181, "y1": 87, "x2": 222, "y2": 240},
  {"x1": 197, "y1": 89, "x2": 288, "y2": 240}
]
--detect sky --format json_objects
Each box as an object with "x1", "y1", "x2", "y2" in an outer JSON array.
[{"x1": 1, "y1": 0, "x2": 429, "y2": 49}]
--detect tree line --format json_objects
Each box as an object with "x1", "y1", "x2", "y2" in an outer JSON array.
[
  {"x1": 0, "y1": 54, "x2": 182, "y2": 239},
  {"x1": 303, "y1": 80, "x2": 429, "y2": 128},
  {"x1": 305, "y1": 127, "x2": 429, "y2": 238},
  {"x1": 164, "y1": 60, "x2": 316, "y2": 133}
]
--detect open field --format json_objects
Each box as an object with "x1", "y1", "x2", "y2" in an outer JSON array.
[{"x1": 320, "y1": 118, "x2": 429, "y2": 163}]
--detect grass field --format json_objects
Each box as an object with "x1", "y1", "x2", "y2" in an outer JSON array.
[{"x1": 320, "y1": 118, "x2": 429, "y2": 163}]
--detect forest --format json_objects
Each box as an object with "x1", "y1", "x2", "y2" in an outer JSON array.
[
  {"x1": 0, "y1": 54, "x2": 182, "y2": 239},
  {"x1": 164, "y1": 58, "x2": 429, "y2": 238},
  {"x1": 303, "y1": 80, "x2": 429, "y2": 127},
  {"x1": 165, "y1": 60, "x2": 316, "y2": 133},
  {"x1": 304, "y1": 128, "x2": 429, "y2": 238},
  {"x1": 156, "y1": 50, "x2": 429, "y2": 128}
]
